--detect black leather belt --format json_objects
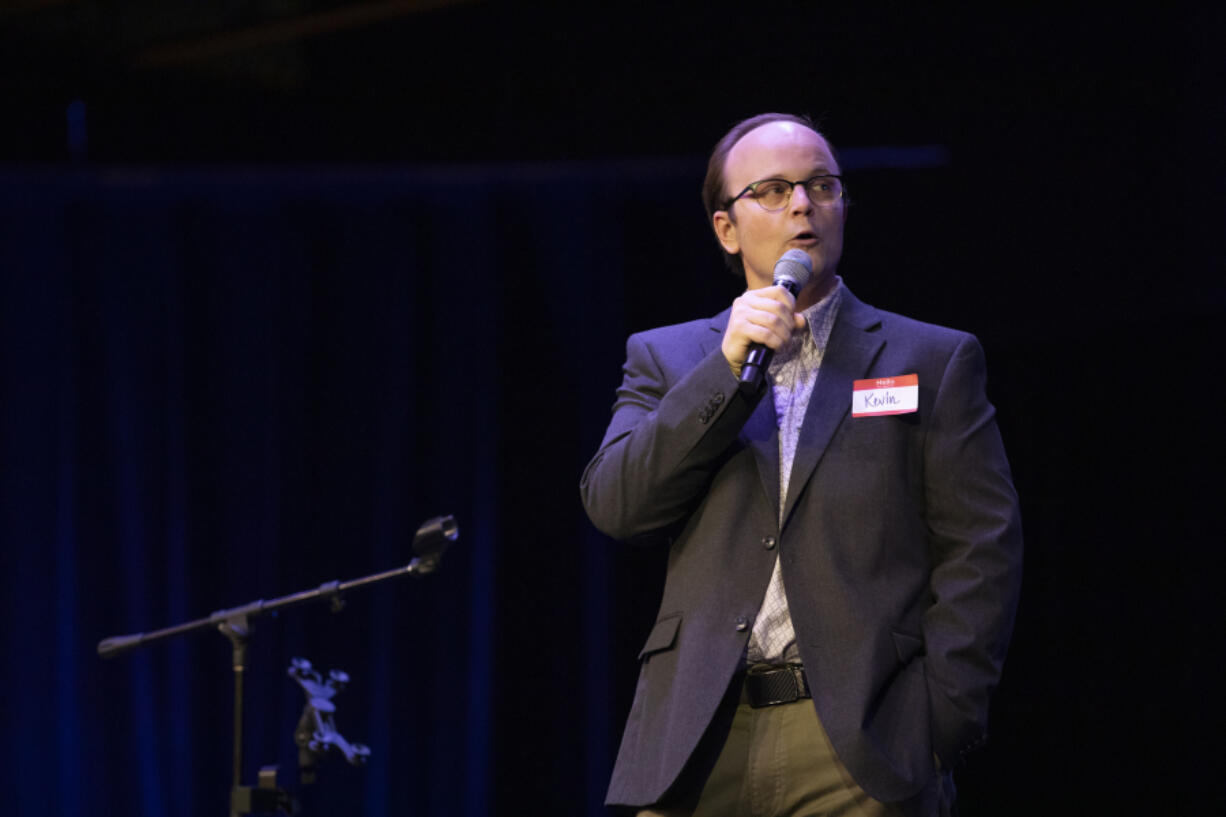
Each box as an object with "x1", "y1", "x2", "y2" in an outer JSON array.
[{"x1": 744, "y1": 664, "x2": 810, "y2": 708}]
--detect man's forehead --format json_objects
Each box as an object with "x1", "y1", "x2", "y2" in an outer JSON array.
[{"x1": 725, "y1": 121, "x2": 837, "y2": 179}]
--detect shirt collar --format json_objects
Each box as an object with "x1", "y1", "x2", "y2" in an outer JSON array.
[{"x1": 799, "y1": 276, "x2": 844, "y2": 354}]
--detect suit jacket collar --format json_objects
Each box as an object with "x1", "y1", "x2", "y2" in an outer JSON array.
[
  {"x1": 704, "y1": 306, "x2": 781, "y2": 515},
  {"x1": 782, "y1": 289, "x2": 884, "y2": 525}
]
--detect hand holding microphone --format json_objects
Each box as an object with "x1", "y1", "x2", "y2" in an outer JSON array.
[{"x1": 722, "y1": 249, "x2": 813, "y2": 394}]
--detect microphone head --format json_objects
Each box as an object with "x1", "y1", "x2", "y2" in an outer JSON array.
[
  {"x1": 412, "y1": 514, "x2": 459, "y2": 558},
  {"x1": 773, "y1": 249, "x2": 813, "y2": 293}
]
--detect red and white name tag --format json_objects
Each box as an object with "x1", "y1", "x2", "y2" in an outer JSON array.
[{"x1": 852, "y1": 374, "x2": 919, "y2": 417}]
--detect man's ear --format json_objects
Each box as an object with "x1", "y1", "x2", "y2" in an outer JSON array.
[{"x1": 712, "y1": 210, "x2": 740, "y2": 255}]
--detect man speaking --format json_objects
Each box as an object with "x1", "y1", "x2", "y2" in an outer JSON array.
[{"x1": 580, "y1": 113, "x2": 1023, "y2": 816}]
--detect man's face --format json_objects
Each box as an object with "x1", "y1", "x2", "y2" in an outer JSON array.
[{"x1": 713, "y1": 122, "x2": 846, "y2": 303}]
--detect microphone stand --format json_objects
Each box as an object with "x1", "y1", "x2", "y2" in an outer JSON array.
[{"x1": 98, "y1": 515, "x2": 458, "y2": 816}]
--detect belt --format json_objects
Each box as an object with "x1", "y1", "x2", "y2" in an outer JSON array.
[{"x1": 744, "y1": 664, "x2": 811, "y2": 708}]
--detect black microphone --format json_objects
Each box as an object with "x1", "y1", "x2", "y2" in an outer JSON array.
[
  {"x1": 737, "y1": 249, "x2": 813, "y2": 394},
  {"x1": 412, "y1": 514, "x2": 458, "y2": 573}
]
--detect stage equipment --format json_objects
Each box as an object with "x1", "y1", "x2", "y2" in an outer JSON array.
[{"x1": 98, "y1": 514, "x2": 459, "y2": 816}]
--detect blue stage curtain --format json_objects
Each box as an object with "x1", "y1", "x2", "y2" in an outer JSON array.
[{"x1": 0, "y1": 162, "x2": 722, "y2": 817}]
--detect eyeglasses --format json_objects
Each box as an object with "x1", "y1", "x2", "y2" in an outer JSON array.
[{"x1": 723, "y1": 174, "x2": 845, "y2": 212}]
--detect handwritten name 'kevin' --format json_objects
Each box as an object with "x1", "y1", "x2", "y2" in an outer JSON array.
[{"x1": 859, "y1": 391, "x2": 901, "y2": 410}]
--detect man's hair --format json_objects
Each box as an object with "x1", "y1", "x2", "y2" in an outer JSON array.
[{"x1": 701, "y1": 112, "x2": 834, "y2": 277}]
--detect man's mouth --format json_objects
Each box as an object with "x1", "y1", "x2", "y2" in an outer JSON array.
[{"x1": 789, "y1": 231, "x2": 819, "y2": 245}]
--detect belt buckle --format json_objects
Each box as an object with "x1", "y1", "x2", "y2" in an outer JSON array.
[{"x1": 746, "y1": 664, "x2": 804, "y2": 708}]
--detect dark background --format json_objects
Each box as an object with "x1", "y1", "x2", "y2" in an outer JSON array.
[{"x1": 1, "y1": 2, "x2": 1222, "y2": 815}]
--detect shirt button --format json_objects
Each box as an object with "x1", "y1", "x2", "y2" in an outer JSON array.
[
  {"x1": 735, "y1": 616, "x2": 749, "y2": 632},
  {"x1": 762, "y1": 536, "x2": 777, "y2": 550}
]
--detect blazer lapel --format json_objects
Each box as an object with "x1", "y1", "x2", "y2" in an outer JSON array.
[
  {"x1": 742, "y1": 389, "x2": 781, "y2": 519},
  {"x1": 707, "y1": 309, "x2": 781, "y2": 520},
  {"x1": 781, "y1": 291, "x2": 884, "y2": 526}
]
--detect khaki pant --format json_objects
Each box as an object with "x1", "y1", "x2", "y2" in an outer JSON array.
[{"x1": 639, "y1": 683, "x2": 952, "y2": 817}]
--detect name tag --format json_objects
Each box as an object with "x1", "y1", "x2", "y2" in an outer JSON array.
[{"x1": 852, "y1": 374, "x2": 918, "y2": 417}]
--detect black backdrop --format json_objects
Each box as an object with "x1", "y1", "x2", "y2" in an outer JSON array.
[{"x1": 1, "y1": 4, "x2": 1223, "y2": 816}]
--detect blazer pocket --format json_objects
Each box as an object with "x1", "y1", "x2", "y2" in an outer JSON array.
[
  {"x1": 891, "y1": 629, "x2": 925, "y2": 665},
  {"x1": 638, "y1": 613, "x2": 682, "y2": 660}
]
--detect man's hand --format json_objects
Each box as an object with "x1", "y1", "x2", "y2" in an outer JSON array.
[{"x1": 721, "y1": 285, "x2": 807, "y2": 376}]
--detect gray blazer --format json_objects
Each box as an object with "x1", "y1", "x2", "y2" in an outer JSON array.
[{"x1": 580, "y1": 288, "x2": 1023, "y2": 807}]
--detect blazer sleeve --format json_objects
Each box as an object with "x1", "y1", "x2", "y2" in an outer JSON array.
[
  {"x1": 579, "y1": 329, "x2": 761, "y2": 541},
  {"x1": 920, "y1": 333, "x2": 1024, "y2": 767}
]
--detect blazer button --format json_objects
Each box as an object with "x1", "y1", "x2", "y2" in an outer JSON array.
[
  {"x1": 734, "y1": 616, "x2": 749, "y2": 632},
  {"x1": 762, "y1": 535, "x2": 776, "y2": 550}
]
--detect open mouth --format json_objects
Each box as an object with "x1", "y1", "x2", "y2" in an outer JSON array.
[{"x1": 789, "y1": 231, "x2": 818, "y2": 244}]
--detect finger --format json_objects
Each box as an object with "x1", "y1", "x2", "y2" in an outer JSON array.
[
  {"x1": 735, "y1": 310, "x2": 793, "y2": 349},
  {"x1": 745, "y1": 284, "x2": 798, "y2": 311},
  {"x1": 740, "y1": 291, "x2": 795, "y2": 325}
]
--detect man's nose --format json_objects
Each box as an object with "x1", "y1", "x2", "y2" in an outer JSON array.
[{"x1": 790, "y1": 184, "x2": 814, "y2": 213}]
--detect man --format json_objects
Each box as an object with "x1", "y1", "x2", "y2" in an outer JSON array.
[{"x1": 580, "y1": 113, "x2": 1023, "y2": 816}]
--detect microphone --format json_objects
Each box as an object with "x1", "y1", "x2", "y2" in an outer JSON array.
[
  {"x1": 738, "y1": 249, "x2": 813, "y2": 394},
  {"x1": 411, "y1": 514, "x2": 458, "y2": 573}
]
